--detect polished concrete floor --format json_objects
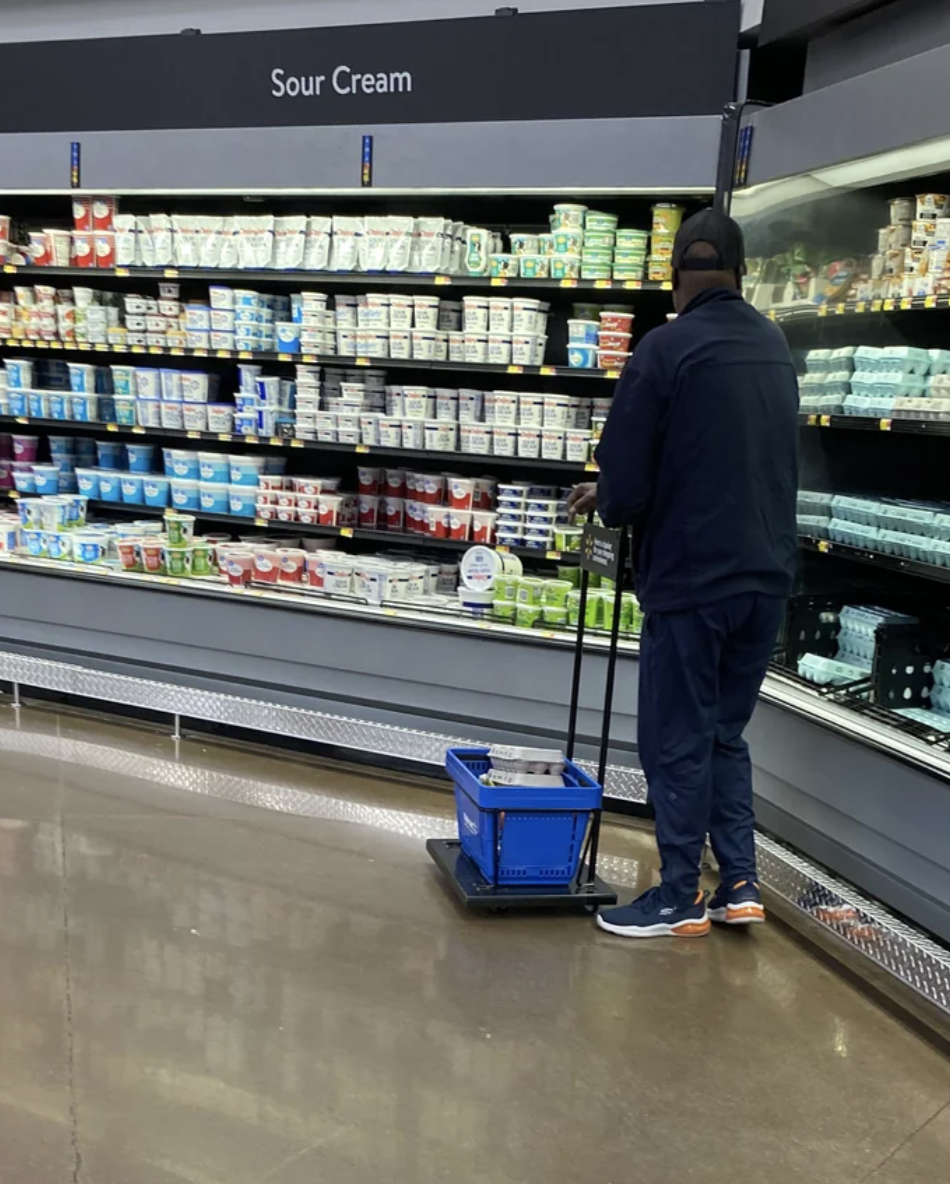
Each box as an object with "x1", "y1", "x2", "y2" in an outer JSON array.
[{"x1": 0, "y1": 707, "x2": 947, "y2": 1184}]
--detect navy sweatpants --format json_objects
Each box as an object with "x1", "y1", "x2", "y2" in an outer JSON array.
[{"x1": 637, "y1": 592, "x2": 786, "y2": 904}]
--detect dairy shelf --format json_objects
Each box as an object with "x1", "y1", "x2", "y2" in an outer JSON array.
[
  {"x1": 3, "y1": 493, "x2": 583, "y2": 564},
  {"x1": 799, "y1": 534, "x2": 950, "y2": 586},
  {"x1": 799, "y1": 413, "x2": 950, "y2": 437},
  {"x1": 765, "y1": 294, "x2": 950, "y2": 325},
  {"x1": 0, "y1": 415, "x2": 595, "y2": 474},
  {"x1": 0, "y1": 263, "x2": 672, "y2": 295},
  {"x1": 0, "y1": 336, "x2": 623, "y2": 383}
]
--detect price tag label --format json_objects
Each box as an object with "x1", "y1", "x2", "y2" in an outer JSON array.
[
  {"x1": 622, "y1": 280, "x2": 643, "y2": 291},
  {"x1": 254, "y1": 518, "x2": 268, "y2": 528},
  {"x1": 148, "y1": 346, "x2": 162, "y2": 355},
  {"x1": 238, "y1": 350, "x2": 253, "y2": 360},
  {"x1": 926, "y1": 295, "x2": 937, "y2": 309},
  {"x1": 170, "y1": 347, "x2": 184, "y2": 356},
  {"x1": 130, "y1": 344, "x2": 145, "y2": 354},
  {"x1": 291, "y1": 439, "x2": 304, "y2": 448},
  {"x1": 817, "y1": 540, "x2": 831, "y2": 554},
  {"x1": 880, "y1": 418, "x2": 893, "y2": 431},
  {"x1": 661, "y1": 281, "x2": 673, "y2": 291},
  {"x1": 855, "y1": 301, "x2": 867, "y2": 314},
  {"x1": 186, "y1": 430, "x2": 201, "y2": 439},
  {"x1": 216, "y1": 349, "x2": 230, "y2": 359},
  {"x1": 8, "y1": 491, "x2": 18, "y2": 499},
  {"x1": 434, "y1": 275, "x2": 452, "y2": 286},
  {"x1": 2, "y1": 264, "x2": 16, "y2": 273},
  {"x1": 278, "y1": 353, "x2": 292, "y2": 362},
  {"x1": 507, "y1": 365, "x2": 524, "y2": 374},
  {"x1": 496, "y1": 544, "x2": 510, "y2": 553},
  {"x1": 872, "y1": 299, "x2": 883, "y2": 312},
  {"x1": 545, "y1": 550, "x2": 562, "y2": 561},
  {"x1": 817, "y1": 305, "x2": 828, "y2": 318},
  {"x1": 49, "y1": 340, "x2": 63, "y2": 349},
  {"x1": 901, "y1": 297, "x2": 913, "y2": 310},
  {"x1": 245, "y1": 435, "x2": 259, "y2": 444},
  {"x1": 355, "y1": 357, "x2": 370, "y2": 367},
  {"x1": 164, "y1": 268, "x2": 179, "y2": 277},
  {"x1": 79, "y1": 342, "x2": 93, "y2": 351},
  {"x1": 115, "y1": 267, "x2": 130, "y2": 277},
  {"x1": 131, "y1": 426, "x2": 146, "y2": 435},
  {"x1": 35, "y1": 341, "x2": 48, "y2": 349},
  {"x1": 194, "y1": 348, "x2": 208, "y2": 357},
  {"x1": 106, "y1": 424, "x2": 118, "y2": 433},
  {"x1": 301, "y1": 354, "x2": 317, "y2": 364},
  {"x1": 836, "y1": 302, "x2": 846, "y2": 315},
  {"x1": 807, "y1": 414, "x2": 818, "y2": 426},
  {"x1": 14, "y1": 417, "x2": 28, "y2": 425},
  {"x1": 605, "y1": 369, "x2": 621, "y2": 380},
  {"x1": 883, "y1": 299, "x2": 895, "y2": 311},
  {"x1": 217, "y1": 433, "x2": 232, "y2": 442},
  {"x1": 559, "y1": 279, "x2": 578, "y2": 289},
  {"x1": 767, "y1": 310, "x2": 777, "y2": 321},
  {"x1": 355, "y1": 444, "x2": 370, "y2": 454},
  {"x1": 594, "y1": 280, "x2": 612, "y2": 290},
  {"x1": 490, "y1": 277, "x2": 508, "y2": 287},
  {"x1": 340, "y1": 527, "x2": 354, "y2": 538},
  {"x1": 5, "y1": 339, "x2": 15, "y2": 348},
  {"x1": 539, "y1": 366, "x2": 556, "y2": 376},
  {"x1": 584, "y1": 461, "x2": 599, "y2": 472},
  {"x1": 269, "y1": 437, "x2": 282, "y2": 447},
  {"x1": 819, "y1": 415, "x2": 831, "y2": 427}
]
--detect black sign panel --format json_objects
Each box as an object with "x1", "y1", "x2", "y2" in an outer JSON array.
[
  {"x1": 0, "y1": 3, "x2": 740, "y2": 135},
  {"x1": 581, "y1": 525, "x2": 623, "y2": 581},
  {"x1": 761, "y1": 0, "x2": 896, "y2": 44}
]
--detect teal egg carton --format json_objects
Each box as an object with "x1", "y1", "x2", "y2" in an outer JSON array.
[
  {"x1": 881, "y1": 346, "x2": 931, "y2": 376},
  {"x1": 929, "y1": 349, "x2": 950, "y2": 376},
  {"x1": 797, "y1": 514, "x2": 830, "y2": 538},
  {"x1": 804, "y1": 348, "x2": 834, "y2": 373},
  {"x1": 896, "y1": 707, "x2": 950, "y2": 733},
  {"x1": 932, "y1": 659, "x2": 950, "y2": 690},
  {"x1": 798, "y1": 653, "x2": 870, "y2": 686},
  {"x1": 828, "y1": 518, "x2": 880, "y2": 546},
  {"x1": 877, "y1": 503, "x2": 936, "y2": 535},
  {"x1": 854, "y1": 345, "x2": 885, "y2": 373},
  {"x1": 842, "y1": 394, "x2": 875, "y2": 416},
  {"x1": 831, "y1": 495, "x2": 881, "y2": 526},
  {"x1": 798, "y1": 489, "x2": 834, "y2": 514}
]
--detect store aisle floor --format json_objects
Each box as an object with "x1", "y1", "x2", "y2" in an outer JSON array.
[{"x1": 0, "y1": 708, "x2": 947, "y2": 1184}]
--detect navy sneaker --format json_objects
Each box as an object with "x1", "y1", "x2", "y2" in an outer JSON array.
[
  {"x1": 596, "y1": 887, "x2": 710, "y2": 939},
  {"x1": 708, "y1": 879, "x2": 766, "y2": 926}
]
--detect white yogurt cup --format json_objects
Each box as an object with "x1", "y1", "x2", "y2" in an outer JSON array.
[
  {"x1": 518, "y1": 393, "x2": 544, "y2": 427},
  {"x1": 463, "y1": 297, "x2": 490, "y2": 333},
  {"x1": 389, "y1": 329, "x2": 411, "y2": 359},
  {"x1": 389, "y1": 295, "x2": 414, "y2": 330},
  {"x1": 402, "y1": 420, "x2": 425, "y2": 449},
  {"x1": 543, "y1": 394, "x2": 571, "y2": 428},
  {"x1": 413, "y1": 296, "x2": 441, "y2": 330},
  {"x1": 448, "y1": 332, "x2": 466, "y2": 363},
  {"x1": 565, "y1": 429, "x2": 593, "y2": 462},
  {"x1": 492, "y1": 426, "x2": 518, "y2": 457},
  {"x1": 435, "y1": 388, "x2": 459, "y2": 421},
  {"x1": 512, "y1": 299, "x2": 543, "y2": 334},
  {"x1": 459, "y1": 389, "x2": 484, "y2": 423},
  {"x1": 541, "y1": 430, "x2": 565, "y2": 460},
  {"x1": 403, "y1": 387, "x2": 434, "y2": 419},
  {"x1": 464, "y1": 333, "x2": 489, "y2": 365},
  {"x1": 518, "y1": 428, "x2": 542, "y2": 458},
  {"x1": 489, "y1": 298, "x2": 513, "y2": 334},
  {"x1": 487, "y1": 334, "x2": 512, "y2": 366},
  {"x1": 460, "y1": 424, "x2": 492, "y2": 454}
]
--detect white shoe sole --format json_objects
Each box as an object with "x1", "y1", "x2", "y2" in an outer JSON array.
[
  {"x1": 708, "y1": 904, "x2": 766, "y2": 926},
  {"x1": 596, "y1": 912, "x2": 711, "y2": 939}
]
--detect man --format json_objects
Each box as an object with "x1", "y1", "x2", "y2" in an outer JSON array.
[{"x1": 569, "y1": 209, "x2": 799, "y2": 939}]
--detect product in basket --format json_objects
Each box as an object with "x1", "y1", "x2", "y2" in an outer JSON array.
[{"x1": 484, "y1": 744, "x2": 567, "y2": 788}]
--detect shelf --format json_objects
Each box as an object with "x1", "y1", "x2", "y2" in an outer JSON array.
[
  {"x1": 0, "y1": 416, "x2": 595, "y2": 473},
  {"x1": 765, "y1": 294, "x2": 950, "y2": 325},
  {"x1": 0, "y1": 263, "x2": 672, "y2": 295},
  {"x1": 0, "y1": 336, "x2": 621, "y2": 382},
  {"x1": 800, "y1": 534, "x2": 950, "y2": 586},
  {"x1": 800, "y1": 413, "x2": 950, "y2": 437},
  {"x1": 31, "y1": 496, "x2": 582, "y2": 564}
]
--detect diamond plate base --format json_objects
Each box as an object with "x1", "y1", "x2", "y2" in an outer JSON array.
[{"x1": 0, "y1": 649, "x2": 947, "y2": 1016}]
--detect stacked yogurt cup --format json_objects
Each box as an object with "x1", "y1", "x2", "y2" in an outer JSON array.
[{"x1": 459, "y1": 295, "x2": 549, "y2": 367}]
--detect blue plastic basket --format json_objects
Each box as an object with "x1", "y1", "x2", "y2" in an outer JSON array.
[{"x1": 446, "y1": 748, "x2": 603, "y2": 886}]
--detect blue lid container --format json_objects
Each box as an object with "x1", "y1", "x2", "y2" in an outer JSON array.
[
  {"x1": 143, "y1": 476, "x2": 170, "y2": 508},
  {"x1": 126, "y1": 443, "x2": 156, "y2": 474},
  {"x1": 96, "y1": 440, "x2": 126, "y2": 470},
  {"x1": 98, "y1": 471, "x2": 123, "y2": 502},
  {"x1": 121, "y1": 473, "x2": 144, "y2": 504}
]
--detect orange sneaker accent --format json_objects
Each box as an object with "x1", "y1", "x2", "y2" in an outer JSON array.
[
  {"x1": 733, "y1": 880, "x2": 748, "y2": 890},
  {"x1": 674, "y1": 919, "x2": 711, "y2": 938},
  {"x1": 694, "y1": 890, "x2": 704, "y2": 905},
  {"x1": 728, "y1": 904, "x2": 766, "y2": 922}
]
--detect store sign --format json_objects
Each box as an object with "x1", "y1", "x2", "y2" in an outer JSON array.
[
  {"x1": 580, "y1": 526, "x2": 624, "y2": 581},
  {"x1": 0, "y1": 3, "x2": 740, "y2": 134}
]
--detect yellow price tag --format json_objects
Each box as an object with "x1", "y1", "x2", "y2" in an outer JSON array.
[
  {"x1": 880, "y1": 418, "x2": 892, "y2": 431},
  {"x1": 193, "y1": 348, "x2": 208, "y2": 357},
  {"x1": 883, "y1": 299, "x2": 895, "y2": 311},
  {"x1": 496, "y1": 545, "x2": 510, "y2": 554},
  {"x1": 623, "y1": 280, "x2": 643, "y2": 291},
  {"x1": 539, "y1": 366, "x2": 556, "y2": 376},
  {"x1": 545, "y1": 550, "x2": 562, "y2": 561},
  {"x1": 767, "y1": 310, "x2": 777, "y2": 321},
  {"x1": 819, "y1": 415, "x2": 831, "y2": 427},
  {"x1": 835, "y1": 303, "x2": 845, "y2": 315},
  {"x1": 35, "y1": 341, "x2": 48, "y2": 350},
  {"x1": 164, "y1": 268, "x2": 179, "y2": 278},
  {"x1": 355, "y1": 357, "x2": 370, "y2": 367},
  {"x1": 79, "y1": 342, "x2": 93, "y2": 351},
  {"x1": 115, "y1": 267, "x2": 130, "y2": 277},
  {"x1": 355, "y1": 444, "x2": 370, "y2": 454},
  {"x1": 340, "y1": 527, "x2": 354, "y2": 538},
  {"x1": 855, "y1": 301, "x2": 867, "y2": 314},
  {"x1": 507, "y1": 365, "x2": 524, "y2": 374},
  {"x1": 106, "y1": 424, "x2": 118, "y2": 433},
  {"x1": 49, "y1": 340, "x2": 63, "y2": 349},
  {"x1": 5, "y1": 339, "x2": 15, "y2": 347},
  {"x1": 901, "y1": 297, "x2": 913, "y2": 310},
  {"x1": 8, "y1": 490, "x2": 18, "y2": 499},
  {"x1": 254, "y1": 518, "x2": 268, "y2": 528},
  {"x1": 245, "y1": 435, "x2": 259, "y2": 444},
  {"x1": 14, "y1": 417, "x2": 28, "y2": 425},
  {"x1": 817, "y1": 305, "x2": 828, "y2": 318},
  {"x1": 186, "y1": 431, "x2": 201, "y2": 439},
  {"x1": 148, "y1": 346, "x2": 163, "y2": 355},
  {"x1": 490, "y1": 277, "x2": 508, "y2": 287},
  {"x1": 594, "y1": 280, "x2": 612, "y2": 290},
  {"x1": 170, "y1": 347, "x2": 184, "y2": 356},
  {"x1": 584, "y1": 461, "x2": 599, "y2": 472},
  {"x1": 217, "y1": 433, "x2": 232, "y2": 442},
  {"x1": 238, "y1": 350, "x2": 253, "y2": 360},
  {"x1": 872, "y1": 300, "x2": 883, "y2": 312},
  {"x1": 301, "y1": 354, "x2": 318, "y2": 364},
  {"x1": 269, "y1": 437, "x2": 282, "y2": 447},
  {"x1": 291, "y1": 439, "x2": 304, "y2": 448},
  {"x1": 807, "y1": 414, "x2": 818, "y2": 426},
  {"x1": 605, "y1": 369, "x2": 621, "y2": 380},
  {"x1": 2, "y1": 264, "x2": 16, "y2": 273},
  {"x1": 817, "y1": 540, "x2": 831, "y2": 554},
  {"x1": 130, "y1": 344, "x2": 144, "y2": 354},
  {"x1": 660, "y1": 281, "x2": 673, "y2": 291},
  {"x1": 131, "y1": 426, "x2": 146, "y2": 435},
  {"x1": 559, "y1": 279, "x2": 578, "y2": 289},
  {"x1": 216, "y1": 349, "x2": 230, "y2": 358},
  {"x1": 278, "y1": 353, "x2": 292, "y2": 362},
  {"x1": 434, "y1": 276, "x2": 452, "y2": 286},
  {"x1": 926, "y1": 295, "x2": 937, "y2": 309}
]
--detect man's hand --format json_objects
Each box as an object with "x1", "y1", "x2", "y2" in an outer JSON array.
[{"x1": 567, "y1": 482, "x2": 598, "y2": 521}]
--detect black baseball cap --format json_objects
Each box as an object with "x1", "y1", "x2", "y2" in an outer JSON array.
[{"x1": 672, "y1": 208, "x2": 746, "y2": 272}]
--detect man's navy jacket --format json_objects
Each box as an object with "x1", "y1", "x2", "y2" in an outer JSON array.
[{"x1": 595, "y1": 287, "x2": 799, "y2": 613}]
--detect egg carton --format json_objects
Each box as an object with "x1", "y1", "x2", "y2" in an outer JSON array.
[
  {"x1": 804, "y1": 348, "x2": 834, "y2": 374},
  {"x1": 897, "y1": 706, "x2": 950, "y2": 734},
  {"x1": 839, "y1": 604, "x2": 918, "y2": 635},
  {"x1": 932, "y1": 659, "x2": 950, "y2": 690},
  {"x1": 882, "y1": 346, "x2": 931, "y2": 376},
  {"x1": 877, "y1": 503, "x2": 936, "y2": 535},
  {"x1": 836, "y1": 631, "x2": 877, "y2": 666},
  {"x1": 488, "y1": 743, "x2": 565, "y2": 776},
  {"x1": 828, "y1": 519, "x2": 880, "y2": 547},
  {"x1": 798, "y1": 653, "x2": 870, "y2": 686},
  {"x1": 842, "y1": 394, "x2": 875, "y2": 416},
  {"x1": 930, "y1": 684, "x2": 950, "y2": 716},
  {"x1": 830, "y1": 495, "x2": 881, "y2": 526},
  {"x1": 797, "y1": 514, "x2": 831, "y2": 538},
  {"x1": 829, "y1": 346, "x2": 857, "y2": 372},
  {"x1": 482, "y1": 769, "x2": 566, "y2": 788},
  {"x1": 931, "y1": 351, "x2": 950, "y2": 377},
  {"x1": 853, "y1": 345, "x2": 885, "y2": 373},
  {"x1": 798, "y1": 489, "x2": 834, "y2": 514}
]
